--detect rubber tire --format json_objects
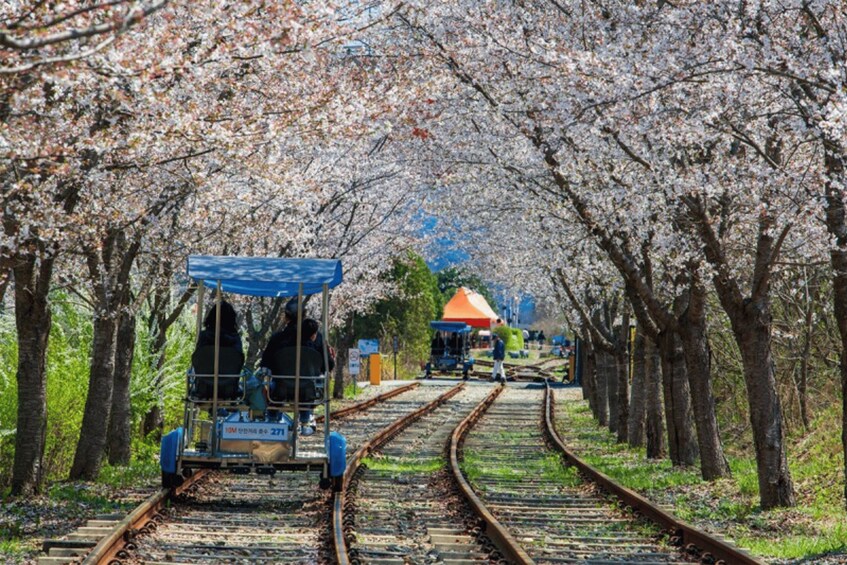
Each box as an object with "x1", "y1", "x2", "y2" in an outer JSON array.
[
  {"x1": 161, "y1": 471, "x2": 184, "y2": 489},
  {"x1": 319, "y1": 477, "x2": 331, "y2": 490}
]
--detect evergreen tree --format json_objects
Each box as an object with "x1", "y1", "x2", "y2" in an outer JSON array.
[{"x1": 354, "y1": 252, "x2": 440, "y2": 370}]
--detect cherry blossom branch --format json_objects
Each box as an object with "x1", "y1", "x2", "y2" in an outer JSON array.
[{"x1": 0, "y1": 1, "x2": 168, "y2": 50}]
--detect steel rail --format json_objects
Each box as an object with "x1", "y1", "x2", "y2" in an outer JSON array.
[
  {"x1": 80, "y1": 469, "x2": 208, "y2": 565},
  {"x1": 448, "y1": 384, "x2": 534, "y2": 565},
  {"x1": 332, "y1": 382, "x2": 467, "y2": 565},
  {"x1": 543, "y1": 385, "x2": 767, "y2": 565},
  {"x1": 316, "y1": 381, "x2": 419, "y2": 422},
  {"x1": 80, "y1": 381, "x2": 421, "y2": 565}
]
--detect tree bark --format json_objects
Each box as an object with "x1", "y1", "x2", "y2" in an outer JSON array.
[
  {"x1": 689, "y1": 195, "x2": 795, "y2": 508},
  {"x1": 678, "y1": 281, "x2": 731, "y2": 479},
  {"x1": 628, "y1": 328, "x2": 646, "y2": 447},
  {"x1": 736, "y1": 311, "x2": 795, "y2": 508},
  {"x1": 10, "y1": 253, "x2": 54, "y2": 495},
  {"x1": 581, "y1": 333, "x2": 598, "y2": 415},
  {"x1": 615, "y1": 317, "x2": 630, "y2": 443},
  {"x1": 596, "y1": 351, "x2": 612, "y2": 430},
  {"x1": 70, "y1": 311, "x2": 118, "y2": 479},
  {"x1": 107, "y1": 290, "x2": 135, "y2": 465},
  {"x1": 71, "y1": 230, "x2": 139, "y2": 480},
  {"x1": 656, "y1": 329, "x2": 698, "y2": 467},
  {"x1": 644, "y1": 334, "x2": 665, "y2": 459}
]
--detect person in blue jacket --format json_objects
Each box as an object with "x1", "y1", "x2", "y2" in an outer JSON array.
[{"x1": 491, "y1": 334, "x2": 506, "y2": 383}]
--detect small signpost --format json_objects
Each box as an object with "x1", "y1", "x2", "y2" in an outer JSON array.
[
  {"x1": 348, "y1": 349, "x2": 361, "y2": 376},
  {"x1": 358, "y1": 339, "x2": 379, "y2": 356}
]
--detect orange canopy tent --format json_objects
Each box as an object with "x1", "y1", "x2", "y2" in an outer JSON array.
[{"x1": 442, "y1": 287, "x2": 499, "y2": 328}]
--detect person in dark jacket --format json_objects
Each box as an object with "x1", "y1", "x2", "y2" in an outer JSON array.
[
  {"x1": 197, "y1": 300, "x2": 243, "y2": 353},
  {"x1": 491, "y1": 334, "x2": 506, "y2": 382},
  {"x1": 261, "y1": 299, "x2": 334, "y2": 435},
  {"x1": 192, "y1": 300, "x2": 244, "y2": 400},
  {"x1": 430, "y1": 333, "x2": 445, "y2": 356}
]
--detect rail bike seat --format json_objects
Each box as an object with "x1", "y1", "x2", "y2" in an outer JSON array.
[
  {"x1": 265, "y1": 346, "x2": 325, "y2": 404},
  {"x1": 189, "y1": 345, "x2": 244, "y2": 401}
]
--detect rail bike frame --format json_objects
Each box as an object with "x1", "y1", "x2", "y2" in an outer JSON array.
[
  {"x1": 425, "y1": 320, "x2": 474, "y2": 379},
  {"x1": 160, "y1": 256, "x2": 346, "y2": 490}
]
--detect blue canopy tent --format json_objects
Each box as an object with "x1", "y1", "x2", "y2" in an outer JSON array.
[{"x1": 188, "y1": 255, "x2": 343, "y2": 296}]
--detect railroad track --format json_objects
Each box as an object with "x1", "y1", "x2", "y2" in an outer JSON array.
[
  {"x1": 42, "y1": 381, "x2": 763, "y2": 565},
  {"x1": 470, "y1": 359, "x2": 560, "y2": 382},
  {"x1": 449, "y1": 384, "x2": 765, "y2": 565},
  {"x1": 456, "y1": 386, "x2": 689, "y2": 564},
  {"x1": 41, "y1": 382, "x2": 457, "y2": 565},
  {"x1": 339, "y1": 384, "x2": 498, "y2": 564}
]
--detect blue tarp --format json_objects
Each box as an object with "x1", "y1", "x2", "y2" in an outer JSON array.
[
  {"x1": 430, "y1": 321, "x2": 472, "y2": 333},
  {"x1": 188, "y1": 255, "x2": 343, "y2": 297}
]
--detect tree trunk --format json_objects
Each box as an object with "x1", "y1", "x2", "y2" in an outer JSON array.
[
  {"x1": 107, "y1": 292, "x2": 135, "y2": 466},
  {"x1": 644, "y1": 335, "x2": 665, "y2": 459},
  {"x1": 142, "y1": 308, "x2": 168, "y2": 439},
  {"x1": 615, "y1": 319, "x2": 630, "y2": 443},
  {"x1": 10, "y1": 254, "x2": 54, "y2": 496},
  {"x1": 582, "y1": 334, "x2": 598, "y2": 415},
  {"x1": 70, "y1": 312, "x2": 118, "y2": 479},
  {"x1": 656, "y1": 329, "x2": 698, "y2": 467},
  {"x1": 689, "y1": 187, "x2": 795, "y2": 507},
  {"x1": 598, "y1": 351, "x2": 618, "y2": 433},
  {"x1": 734, "y1": 311, "x2": 795, "y2": 508},
  {"x1": 594, "y1": 349, "x2": 609, "y2": 426},
  {"x1": 71, "y1": 230, "x2": 139, "y2": 480},
  {"x1": 679, "y1": 283, "x2": 731, "y2": 479},
  {"x1": 628, "y1": 328, "x2": 646, "y2": 447}
]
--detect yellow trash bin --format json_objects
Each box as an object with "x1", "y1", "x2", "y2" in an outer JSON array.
[{"x1": 369, "y1": 353, "x2": 381, "y2": 385}]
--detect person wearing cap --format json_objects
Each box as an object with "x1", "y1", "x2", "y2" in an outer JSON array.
[{"x1": 491, "y1": 334, "x2": 506, "y2": 383}]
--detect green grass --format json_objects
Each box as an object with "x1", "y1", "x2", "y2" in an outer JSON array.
[
  {"x1": 97, "y1": 464, "x2": 159, "y2": 489},
  {"x1": 45, "y1": 484, "x2": 135, "y2": 513},
  {"x1": 362, "y1": 456, "x2": 444, "y2": 473},
  {"x1": 0, "y1": 539, "x2": 26, "y2": 559},
  {"x1": 556, "y1": 395, "x2": 847, "y2": 561},
  {"x1": 739, "y1": 523, "x2": 847, "y2": 559},
  {"x1": 461, "y1": 448, "x2": 581, "y2": 486}
]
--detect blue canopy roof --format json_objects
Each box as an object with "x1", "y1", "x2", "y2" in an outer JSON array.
[
  {"x1": 187, "y1": 255, "x2": 343, "y2": 297},
  {"x1": 430, "y1": 321, "x2": 472, "y2": 333}
]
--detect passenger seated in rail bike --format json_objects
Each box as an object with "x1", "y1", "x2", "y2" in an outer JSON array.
[
  {"x1": 190, "y1": 300, "x2": 245, "y2": 402},
  {"x1": 448, "y1": 332, "x2": 462, "y2": 356},
  {"x1": 261, "y1": 301, "x2": 335, "y2": 436},
  {"x1": 430, "y1": 333, "x2": 445, "y2": 356}
]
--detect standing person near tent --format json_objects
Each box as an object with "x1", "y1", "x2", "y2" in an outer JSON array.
[{"x1": 491, "y1": 334, "x2": 506, "y2": 383}]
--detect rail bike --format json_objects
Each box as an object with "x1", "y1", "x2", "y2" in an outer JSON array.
[
  {"x1": 160, "y1": 255, "x2": 346, "y2": 491},
  {"x1": 424, "y1": 320, "x2": 475, "y2": 379}
]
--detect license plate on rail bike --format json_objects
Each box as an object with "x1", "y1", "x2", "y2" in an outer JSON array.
[{"x1": 221, "y1": 422, "x2": 289, "y2": 442}]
